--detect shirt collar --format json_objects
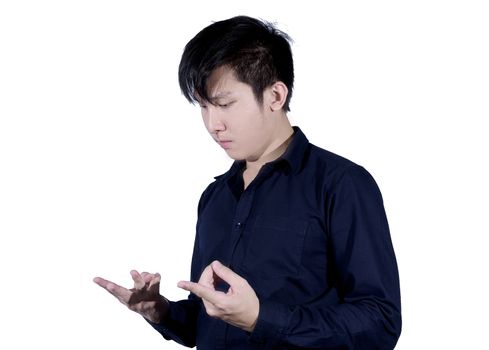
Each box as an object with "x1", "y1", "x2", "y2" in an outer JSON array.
[
  {"x1": 274, "y1": 126, "x2": 309, "y2": 174},
  {"x1": 214, "y1": 160, "x2": 245, "y2": 181},
  {"x1": 214, "y1": 126, "x2": 309, "y2": 180}
]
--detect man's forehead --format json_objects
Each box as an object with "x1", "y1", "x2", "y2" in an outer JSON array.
[
  {"x1": 194, "y1": 90, "x2": 234, "y2": 104},
  {"x1": 205, "y1": 66, "x2": 239, "y2": 97}
]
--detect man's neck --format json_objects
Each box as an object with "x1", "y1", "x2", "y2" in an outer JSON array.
[{"x1": 245, "y1": 124, "x2": 294, "y2": 174}]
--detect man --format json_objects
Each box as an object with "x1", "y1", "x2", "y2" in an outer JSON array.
[{"x1": 94, "y1": 15, "x2": 402, "y2": 349}]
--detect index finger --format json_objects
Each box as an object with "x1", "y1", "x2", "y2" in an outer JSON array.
[
  {"x1": 93, "y1": 277, "x2": 132, "y2": 303},
  {"x1": 177, "y1": 280, "x2": 224, "y2": 305},
  {"x1": 210, "y1": 261, "x2": 244, "y2": 287}
]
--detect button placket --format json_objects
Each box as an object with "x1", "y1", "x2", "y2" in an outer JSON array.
[{"x1": 228, "y1": 189, "x2": 255, "y2": 265}]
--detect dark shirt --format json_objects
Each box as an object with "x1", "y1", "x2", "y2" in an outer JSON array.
[{"x1": 150, "y1": 127, "x2": 402, "y2": 349}]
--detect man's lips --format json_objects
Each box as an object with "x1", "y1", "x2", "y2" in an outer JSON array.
[{"x1": 217, "y1": 140, "x2": 232, "y2": 149}]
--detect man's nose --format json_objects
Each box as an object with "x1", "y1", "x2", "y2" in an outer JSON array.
[{"x1": 206, "y1": 107, "x2": 225, "y2": 132}]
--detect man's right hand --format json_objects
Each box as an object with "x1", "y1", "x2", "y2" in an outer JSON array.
[{"x1": 93, "y1": 270, "x2": 169, "y2": 324}]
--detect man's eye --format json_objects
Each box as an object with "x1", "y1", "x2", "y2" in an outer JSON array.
[
  {"x1": 218, "y1": 102, "x2": 233, "y2": 108},
  {"x1": 199, "y1": 105, "x2": 208, "y2": 109}
]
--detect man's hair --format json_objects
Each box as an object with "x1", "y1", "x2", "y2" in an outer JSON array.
[{"x1": 178, "y1": 15, "x2": 294, "y2": 112}]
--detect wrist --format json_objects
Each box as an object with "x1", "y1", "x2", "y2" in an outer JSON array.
[
  {"x1": 244, "y1": 297, "x2": 260, "y2": 332},
  {"x1": 146, "y1": 295, "x2": 169, "y2": 324}
]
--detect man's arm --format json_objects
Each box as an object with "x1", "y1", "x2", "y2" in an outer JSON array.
[
  {"x1": 249, "y1": 165, "x2": 402, "y2": 349},
  {"x1": 180, "y1": 166, "x2": 401, "y2": 349}
]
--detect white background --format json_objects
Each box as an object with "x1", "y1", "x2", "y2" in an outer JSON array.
[{"x1": 1, "y1": 1, "x2": 488, "y2": 349}]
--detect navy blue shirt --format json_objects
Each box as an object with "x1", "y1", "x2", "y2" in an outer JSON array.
[{"x1": 150, "y1": 127, "x2": 401, "y2": 349}]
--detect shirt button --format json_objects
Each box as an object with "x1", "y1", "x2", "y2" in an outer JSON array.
[{"x1": 235, "y1": 222, "x2": 242, "y2": 229}]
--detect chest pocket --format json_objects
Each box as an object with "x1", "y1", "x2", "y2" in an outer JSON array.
[{"x1": 241, "y1": 215, "x2": 308, "y2": 279}]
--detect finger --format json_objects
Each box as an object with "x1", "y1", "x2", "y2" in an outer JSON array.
[
  {"x1": 198, "y1": 264, "x2": 218, "y2": 288},
  {"x1": 142, "y1": 272, "x2": 160, "y2": 285},
  {"x1": 94, "y1": 277, "x2": 132, "y2": 303},
  {"x1": 130, "y1": 270, "x2": 145, "y2": 289},
  {"x1": 148, "y1": 273, "x2": 161, "y2": 293},
  {"x1": 93, "y1": 276, "x2": 111, "y2": 289},
  {"x1": 177, "y1": 280, "x2": 223, "y2": 305},
  {"x1": 210, "y1": 261, "x2": 244, "y2": 287},
  {"x1": 141, "y1": 272, "x2": 153, "y2": 284}
]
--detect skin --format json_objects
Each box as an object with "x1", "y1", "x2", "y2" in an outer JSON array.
[
  {"x1": 201, "y1": 66, "x2": 294, "y2": 188},
  {"x1": 178, "y1": 260, "x2": 260, "y2": 332},
  {"x1": 93, "y1": 271, "x2": 168, "y2": 323},
  {"x1": 94, "y1": 66, "x2": 294, "y2": 332}
]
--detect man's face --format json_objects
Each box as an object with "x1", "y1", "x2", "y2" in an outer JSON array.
[{"x1": 199, "y1": 66, "x2": 275, "y2": 162}]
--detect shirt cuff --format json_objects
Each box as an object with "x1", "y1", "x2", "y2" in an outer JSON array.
[
  {"x1": 145, "y1": 301, "x2": 188, "y2": 343},
  {"x1": 145, "y1": 301, "x2": 173, "y2": 340},
  {"x1": 248, "y1": 298, "x2": 289, "y2": 347}
]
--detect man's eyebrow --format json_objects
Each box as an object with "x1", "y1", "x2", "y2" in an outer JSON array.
[{"x1": 210, "y1": 91, "x2": 233, "y2": 99}]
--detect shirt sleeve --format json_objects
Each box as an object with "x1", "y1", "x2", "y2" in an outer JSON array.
[
  {"x1": 249, "y1": 165, "x2": 402, "y2": 349},
  {"x1": 146, "y1": 298, "x2": 200, "y2": 347}
]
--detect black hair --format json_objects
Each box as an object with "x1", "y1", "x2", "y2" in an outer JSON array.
[{"x1": 178, "y1": 16, "x2": 294, "y2": 112}]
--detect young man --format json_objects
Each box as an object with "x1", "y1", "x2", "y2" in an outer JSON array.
[{"x1": 94, "y1": 16, "x2": 402, "y2": 349}]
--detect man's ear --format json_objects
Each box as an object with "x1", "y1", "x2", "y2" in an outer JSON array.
[{"x1": 266, "y1": 81, "x2": 288, "y2": 111}]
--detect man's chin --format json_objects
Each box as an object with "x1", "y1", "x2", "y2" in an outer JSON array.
[{"x1": 224, "y1": 149, "x2": 245, "y2": 161}]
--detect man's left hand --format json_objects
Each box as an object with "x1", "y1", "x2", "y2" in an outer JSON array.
[{"x1": 177, "y1": 260, "x2": 259, "y2": 332}]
